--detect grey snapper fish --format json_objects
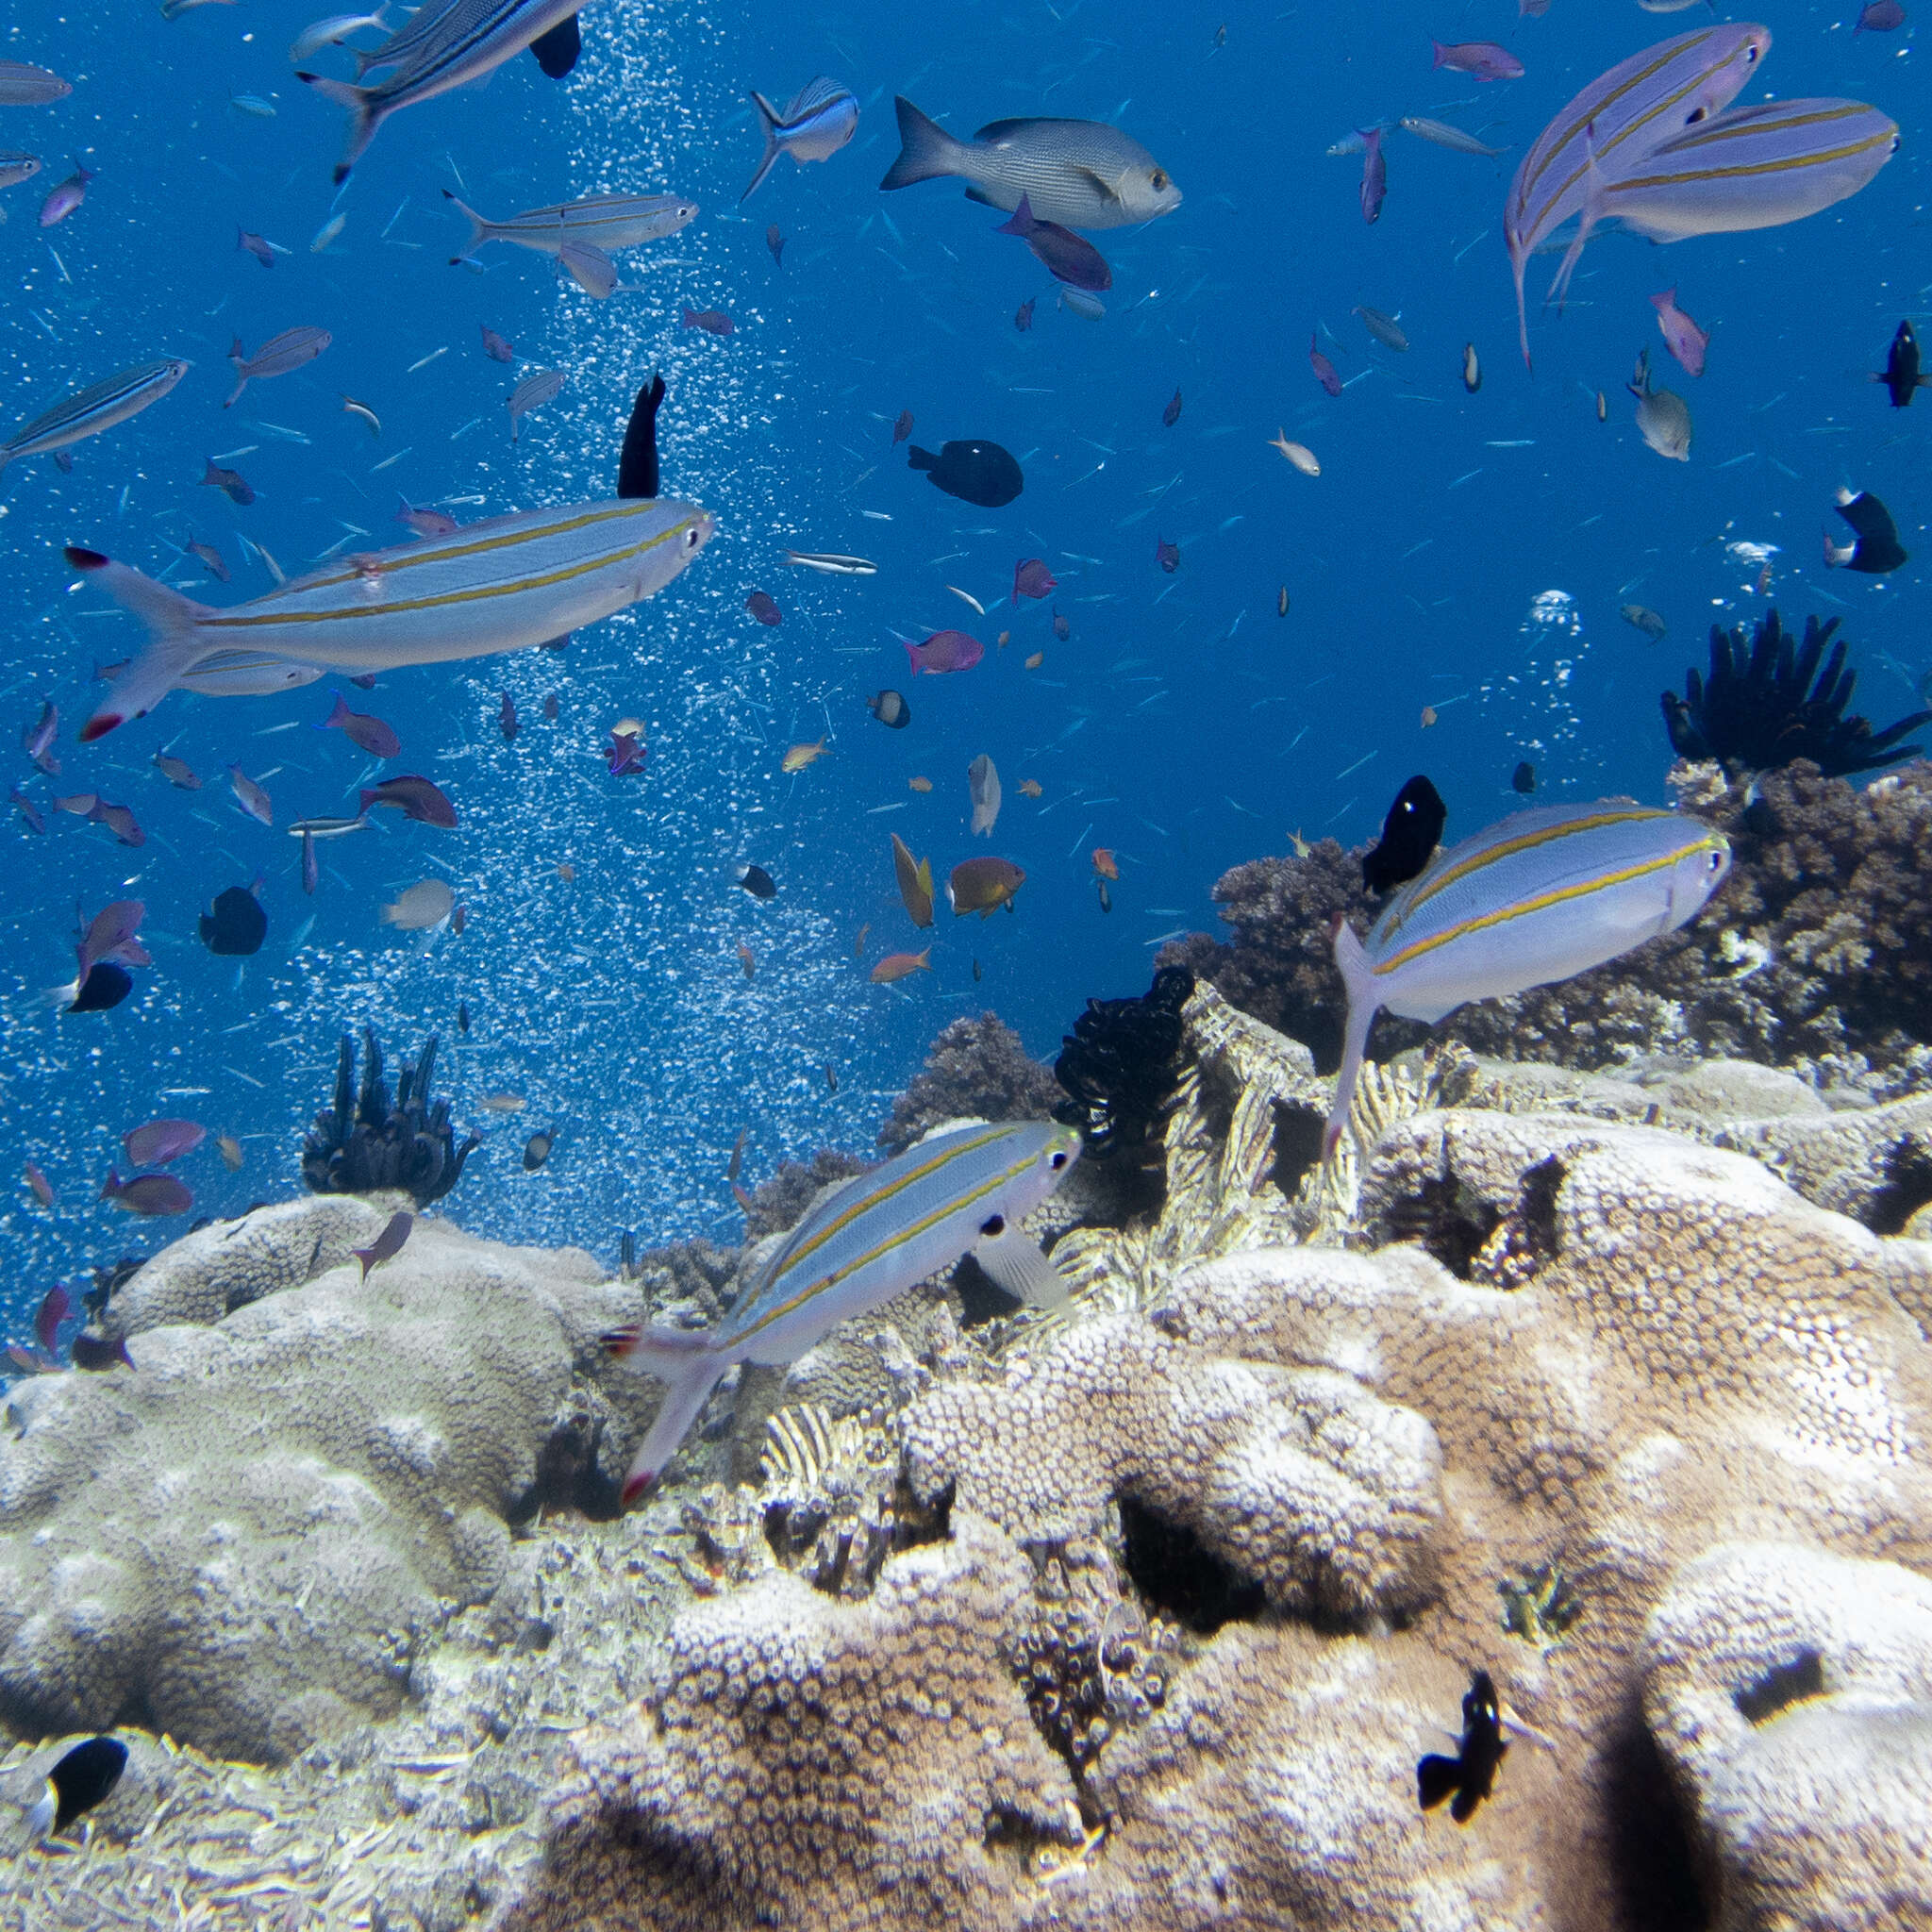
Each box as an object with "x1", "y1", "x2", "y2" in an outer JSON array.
[
  {"x1": 441, "y1": 188, "x2": 697, "y2": 259},
  {"x1": 0, "y1": 153, "x2": 43, "y2": 192},
  {"x1": 1324, "y1": 802, "x2": 1730, "y2": 1158},
  {"x1": 1628, "y1": 347, "x2": 1692, "y2": 460},
  {"x1": 607, "y1": 1119, "x2": 1081, "y2": 1503},
  {"x1": 741, "y1": 76, "x2": 858, "y2": 201},
  {"x1": 1, "y1": 359, "x2": 190, "y2": 472},
  {"x1": 225, "y1": 327, "x2": 331, "y2": 408},
  {"x1": 880, "y1": 97, "x2": 1181, "y2": 229},
  {"x1": 299, "y1": 0, "x2": 589, "y2": 183},
  {"x1": 70, "y1": 379, "x2": 711, "y2": 740}
]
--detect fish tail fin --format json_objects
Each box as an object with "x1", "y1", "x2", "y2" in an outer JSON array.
[
  {"x1": 905, "y1": 443, "x2": 937, "y2": 473},
  {"x1": 440, "y1": 187, "x2": 491, "y2": 253},
  {"x1": 902, "y1": 639, "x2": 922, "y2": 674},
  {"x1": 1544, "y1": 120, "x2": 1606, "y2": 319},
  {"x1": 740, "y1": 91, "x2": 785, "y2": 202},
  {"x1": 98, "y1": 1167, "x2": 120, "y2": 1203},
  {"x1": 66, "y1": 548, "x2": 216, "y2": 741},
  {"x1": 323, "y1": 691, "x2": 350, "y2": 729},
  {"x1": 1428, "y1": 38, "x2": 1447, "y2": 70},
  {"x1": 1417, "y1": 1752, "x2": 1460, "y2": 1810},
  {"x1": 1652, "y1": 286, "x2": 1674, "y2": 312},
  {"x1": 879, "y1": 95, "x2": 961, "y2": 192},
  {"x1": 1322, "y1": 914, "x2": 1382, "y2": 1165},
  {"x1": 604, "y1": 1324, "x2": 724, "y2": 1506},
  {"x1": 296, "y1": 70, "x2": 381, "y2": 184},
  {"x1": 993, "y1": 193, "x2": 1034, "y2": 236}
]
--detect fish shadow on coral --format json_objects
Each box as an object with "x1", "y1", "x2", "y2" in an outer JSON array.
[{"x1": 301, "y1": 1028, "x2": 479, "y2": 1207}]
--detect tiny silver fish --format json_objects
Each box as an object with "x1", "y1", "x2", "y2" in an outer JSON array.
[{"x1": 782, "y1": 548, "x2": 877, "y2": 575}]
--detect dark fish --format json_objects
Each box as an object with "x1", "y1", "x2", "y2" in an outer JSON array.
[
  {"x1": 766, "y1": 223, "x2": 784, "y2": 266},
  {"x1": 186, "y1": 536, "x2": 229, "y2": 584},
  {"x1": 825, "y1": 1064, "x2": 838, "y2": 1091},
  {"x1": 973, "y1": 957, "x2": 982, "y2": 980},
  {"x1": 1014, "y1": 298, "x2": 1034, "y2": 331},
  {"x1": 727, "y1": 1124, "x2": 747, "y2": 1182},
  {"x1": 500, "y1": 691, "x2": 519, "y2": 741},
  {"x1": 947, "y1": 855, "x2": 1025, "y2": 917},
  {"x1": 34, "y1": 1283, "x2": 69, "y2": 1351},
  {"x1": 75, "y1": 899, "x2": 147, "y2": 981},
  {"x1": 321, "y1": 691, "x2": 401, "y2": 758},
  {"x1": 452, "y1": 904, "x2": 466, "y2": 934},
  {"x1": 1359, "y1": 125, "x2": 1386, "y2": 223},
  {"x1": 1418, "y1": 1670, "x2": 1507, "y2": 1823},
  {"x1": 1162, "y1": 388, "x2": 1182, "y2": 427},
  {"x1": 301, "y1": 829, "x2": 319, "y2": 896},
  {"x1": 892, "y1": 409, "x2": 914, "y2": 444},
  {"x1": 67, "y1": 961, "x2": 131, "y2": 1012},
  {"x1": 1309, "y1": 333, "x2": 1342, "y2": 396},
  {"x1": 737, "y1": 863, "x2": 777, "y2": 898},
  {"x1": 100, "y1": 1168, "x2": 192, "y2": 1216},
  {"x1": 458, "y1": 1000, "x2": 470, "y2": 1034},
  {"x1": 746, "y1": 591, "x2": 782, "y2": 625},
  {"x1": 25, "y1": 1164, "x2": 55, "y2": 1210},
  {"x1": 1874, "y1": 320, "x2": 1929, "y2": 408},
  {"x1": 528, "y1": 11, "x2": 579, "y2": 75},
  {"x1": 619, "y1": 1229, "x2": 637, "y2": 1274},
  {"x1": 524, "y1": 1131, "x2": 553, "y2": 1170},
  {"x1": 480, "y1": 325, "x2": 514, "y2": 363},
  {"x1": 201, "y1": 458, "x2": 255, "y2": 504},
  {"x1": 1431, "y1": 40, "x2": 1524, "y2": 80},
  {"x1": 737, "y1": 941, "x2": 756, "y2": 980},
  {"x1": 1012, "y1": 557, "x2": 1057, "y2": 602},
  {"x1": 351, "y1": 1208, "x2": 412, "y2": 1279},
  {"x1": 1621, "y1": 604, "x2": 1668, "y2": 641},
  {"x1": 11, "y1": 785, "x2": 44, "y2": 833},
  {"x1": 359, "y1": 774, "x2": 458, "y2": 827},
  {"x1": 1097, "y1": 878, "x2": 1112, "y2": 912},
  {"x1": 28, "y1": 1737, "x2": 128, "y2": 1841},
  {"x1": 88, "y1": 799, "x2": 144, "y2": 847},
  {"x1": 542, "y1": 693, "x2": 558, "y2": 722},
  {"x1": 1824, "y1": 488, "x2": 1907, "y2": 574},
  {"x1": 908, "y1": 439, "x2": 1024, "y2": 508},
  {"x1": 200, "y1": 880, "x2": 267, "y2": 956},
  {"x1": 1511, "y1": 760, "x2": 1537, "y2": 794},
  {"x1": 867, "y1": 689, "x2": 910, "y2": 728},
  {"x1": 1052, "y1": 608, "x2": 1070, "y2": 641},
  {"x1": 124, "y1": 1119, "x2": 204, "y2": 1167},
  {"x1": 904, "y1": 629, "x2": 983, "y2": 675},
  {"x1": 606, "y1": 729, "x2": 645, "y2": 776},
  {"x1": 237, "y1": 228, "x2": 276, "y2": 267},
  {"x1": 993, "y1": 193, "x2": 1111, "y2": 291},
  {"x1": 615, "y1": 371, "x2": 664, "y2": 501},
  {"x1": 681, "y1": 306, "x2": 734, "y2": 336},
  {"x1": 1857, "y1": 0, "x2": 1907, "y2": 29},
  {"x1": 1156, "y1": 536, "x2": 1180, "y2": 575},
  {"x1": 1362, "y1": 775, "x2": 1446, "y2": 894},
  {"x1": 71, "y1": 1328, "x2": 133, "y2": 1370}
]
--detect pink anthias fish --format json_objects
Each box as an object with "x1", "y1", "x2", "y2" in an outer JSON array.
[
  {"x1": 38, "y1": 159, "x2": 93, "y2": 228},
  {"x1": 359, "y1": 773, "x2": 457, "y2": 826},
  {"x1": 395, "y1": 495, "x2": 458, "y2": 538},
  {"x1": 225, "y1": 326, "x2": 332, "y2": 408},
  {"x1": 1651, "y1": 286, "x2": 1709, "y2": 377},
  {"x1": 100, "y1": 1167, "x2": 193, "y2": 1217},
  {"x1": 480, "y1": 325, "x2": 514, "y2": 363},
  {"x1": 228, "y1": 763, "x2": 274, "y2": 825},
  {"x1": 76, "y1": 899, "x2": 148, "y2": 980},
  {"x1": 1359, "y1": 125, "x2": 1386, "y2": 224},
  {"x1": 1309, "y1": 333, "x2": 1342, "y2": 397},
  {"x1": 1431, "y1": 39, "x2": 1524, "y2": 81},
  {"x1": 123, "y1": 1118, "x2": 206, "y2": 1167},
  {"x1": 319, "y1": 690, "x2": 401, "y2": 757},
  {"x1": 1012, "y1": 558, "x2": 1058, "y2": 603},
  {"x1": 903, "y1": 629, "x2": 984, "y2": 675}
]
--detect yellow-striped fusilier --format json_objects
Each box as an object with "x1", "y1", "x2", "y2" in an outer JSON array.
[
  {"x1": 608, "y1": 1120, "x2": 1081, "y2": 1503},
  {"x1": 1323, "y1": 803, "x2": 1730, "y2": 1158}
]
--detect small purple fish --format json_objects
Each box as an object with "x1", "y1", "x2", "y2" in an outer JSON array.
[
  {"x1": 38, "y1": 159, "x2": 92, "y2": 229},
  {"x1": 746, "y1": 591, "x2": 782, "y2": 626},
  {"x1": 201, "y1": 458, "x2": 255, "y2": 505},
  {"x1": 1431, "y1": 39, "x2": 1524, "y2": 80},
  {"x1": 301, "y1": 828, "x2": 319, "y2": 895},
  {"x1": 351, "y1": 1208, "x2": 412, "y2": 1280},
  {"x1": 53, "y1": 791, "x2": 96, "y2": 817},
  {"x1": 499, "y1": 691, "x2": 519, "y2": 741},
  {"x1": 359, "y1": 774, "x2": 457, "y2": 827},
  {"x1": 395, "y1": 495, "x2": 458, "y2": 538},
  {"x1": 1309, "y1": 333, "x2": 1342, "y2": 397},
  {"x1": 321, "y1": 691, "x2": 401, "y2": 758},
  {"x1": 480, "y1": 325, "x2": 514, "y2": 363},
  {"x1": 10, "y1": 785, "x2": 45, "y2": 834},
  {"x1": 123, "y1": 1118, "x2": 206, "y2": 1167},
  {"x1": 76, "y1": 900, "x2": 147, "y2": 979},
  {"x1": 1162, "y1": 388, "x2": 1182, "y2": 427},
  {"x1": 1359, "y1": 125, "x2": 1387, "y2": 224},
  {"x1": 903, "y1": 629, "x2": 984, "y2": 675},
  {"x1": 228, "y1": 764, "x2": 274, "y2": 826},
  {"x1": 1015, "y1": 298, "x2": 1035, "y2": 332},
  {"x1": 33, "y1": 1284, "x2": 69, "y2": 1353},
  {"x1": 1012, "y1": 558, "x2": 1058, "y2": 604},
  {"x1": 1156, "y1": 535, "x2": 1180, "y2": 574},
  {"x1": 100, "y1": 1167, "x2": 192, "y2": 1217},
  {"x1": 606, "y1": 729, "x2": 646, "y2": 776},
  {"x1": 23, "y1": 700, "x2": 58, "y2": 775},
  {"x1": 1857, "y1": 0, "x2": 1906, "y2": 28},
  {"x1": 237, "y1": 228, "x2": 276, "y2": 268},
  {"x1": 892, "y1": 409, "x2": 914, "y2": 445},
  {"x1": 71, "y1": 1329, "x2": 134, "y2": 1371},
  {"x1": 1651, "y1": 286, "x2": 1708, "y2": 378},
  {"x1": 88, "y1": 799, "x2": 144, "y2": 847},
  {"x1": 187, "y1": 536, "x2": 229, "y2": 583},
  {"x1": 682, "y1": 306, "x2": 735, "y2": 336},
  {"x1": 152, "y1": 751, "x2": 202, "y2": 789},
  {"x1": 25, "y1": 1163, "x2": 55, "y2": 1209},
  {"x1": 993, "y1": 194, "x2": 1112, "y2": 292},
  {"x1": 225, "y1": 326, "x2": 332, "y2": 408}
]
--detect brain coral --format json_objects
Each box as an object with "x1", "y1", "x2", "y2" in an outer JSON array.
[{"x1": 0, "y1": 1216, "x2": 656, "y2": 1763}]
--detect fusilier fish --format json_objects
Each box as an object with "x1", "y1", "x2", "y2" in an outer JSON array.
[
  {"x1": 880, "y1": 97, "x2": 1180, "y2": 229},
  {"x1": 782, "y1": 549, "x2": 877, "y2": 575},
  {"x1": 1323, "y1": 802, "x2": 1731, "y2": 1158},
  {"x1": 1399, "y1": 116, "x2": 1505, "y2": 158},
  {"x1": 0, "y1": 154, "x2": 42, "y2": 191},
  {"x1": 441, "y1": 189, "x2": 697, "y2": 258},
  {"x1": 507, "y1": 367, "x2": 567, "y2": 437},
  {"x1": 290, "y1": 8, "x2": 394, "y2": 61},
  {"x1": 606, "y1": 1120, "x2": 1081, "y2": 1502},
  {"x1": 741, "y1": 76, "x2": 858, "y2": 201},
  {"x1": 3, "y1": 360, "x2": 190, "y2": 472},
  {"x1": 1355, "y1": 304, "x2": 1408, "y2": 352}
]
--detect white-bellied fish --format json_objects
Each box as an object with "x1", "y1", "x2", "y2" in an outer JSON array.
[
  {"x1": 607, "y1": 1119, "x2": 1081, "y2": 1501},
  {"x1": 741, "y1": 77, "x2": 858, "y2": 201},
  {"x1": 2, "y1": 359, "x2": 190, "y2": 472},
  {"x1": 1506, "y1": 24, "x2": 1770, "y2": 365},
  {"x1": 508, "y1": 366, "x2": 566, "y2": 438},
  {"x1": 1627, "y1": 347, "x2": 1692, "y2": 460},
  {"x1": 781, "y1": 548, "x2": 877, "y2": 575},
  {"x1": 289, "y1": 8, "x2": 393, "y2": 62},
  {"x1": 225, "y1": 327, "x2": 331, "y2": 408},
  {"x1": 441, "y1": 188, "x2": 697, "y2": 258},
  {"x1": 1323, "y1": 802, "x2": 1730, "y2": 1158},
  {"x1": 0, "y1": 153, "x2": 43, "y2": 191}
]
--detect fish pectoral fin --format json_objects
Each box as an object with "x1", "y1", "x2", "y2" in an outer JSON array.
[
  {"x1": 973, "y1": 1225, "x2": 1069, "y2": 1310},
  {"x1": 1075, "y1": 164, "x2": 1128, "y2": 204},
  {"x1": 961, "y1": 184, "x2": 999, "y2": 207}
]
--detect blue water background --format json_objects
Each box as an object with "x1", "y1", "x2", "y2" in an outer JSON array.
[{"x1": 0, "y1": 0, "x2": 1924, "y2": 1333}]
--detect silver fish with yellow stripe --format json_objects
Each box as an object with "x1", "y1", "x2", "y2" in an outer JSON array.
[
  {"x1": 608, "y1": 1119, "x2": 1081, "y2": 1503},
  {"x1": 1324, "y1": 802, "x2": 1730, "y2": 1158},
  {"x1": 71, "y1": 496, "x2": 712, "y2": 740}
]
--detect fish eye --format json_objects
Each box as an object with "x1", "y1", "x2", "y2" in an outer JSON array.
[
  {"x1": 1707, "y1": 851, "x2": 1724, "y2": 873},
  {"x1": 1745, "y1": 42, "x2": 1759, "y2": 58},
  {"x1": 980, "y1": 1214, "x2": 1006, "y2": 1236},
  {"x1": 1151, "y1": 169, "x2": 1168, "y2": 191},
  {"x1": 1050, "y1": 1150, "x2": 1068, "y2": 1170},
  {"x1": 684, "y1": 525, "x2": 700, "y2": 548}
]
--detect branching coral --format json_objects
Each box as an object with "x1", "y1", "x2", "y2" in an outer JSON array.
[
  {"x1": 301, "y1": 1028, "x2": 480, "y2": 1207},
  {"x1": 876, "y1": 1012, "x2": 1063, "y2": 1155},
  {"x1": 1661, "y1": 608, "x2": 1930, "y2": 777}
]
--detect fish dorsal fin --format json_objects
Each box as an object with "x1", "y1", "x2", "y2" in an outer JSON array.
[{"x1": 973, "y1": 119, "x2": 1032, "y2": 145}]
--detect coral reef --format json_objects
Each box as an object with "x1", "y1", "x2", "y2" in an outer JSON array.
[
  {"x1": 741, "y1": 1147, "x2": 874, "y2": 1241},
  {"x1": 302, "y1": 1028, "x2": 481, "y2": 1208},
  {"x1": 876, "y1": 1012, "x2": 1063, "y2": 1155},
  {"x1": 1660, "y1": 607, "x2": 1930, "y2": 778},
  {"x1": 1051, "y1": 965, "x2": 1194, "y2": 1161}
]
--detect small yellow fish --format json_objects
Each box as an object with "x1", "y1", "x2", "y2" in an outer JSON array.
[
  {"x1": 1017, "y1": 778, "x2": 1042, "y2": 798},
  {"x1": 218, "y1": 1134, "x2": 243, "y2": 1172},
  {"x1": 870, "y1": 946, "x2": 931, "y2": 984},
  {"x1": 1289, "y1": 828, "x2": 1311, "y2": 858},
  {"x1": 1269, "y1": 429, "x2": 1320, "y2": 476},
  {"x1": 781, "y1": 738, "x2": 828, "y2": 774},
  {"x1": 908, "y1": 774, "x2": 933, "y2": 792},
  {"x1": 1024, "y1": 652, "x2": 1043, "y2": 670},
  {"x1": 479, "y1": 1093, "x2": 526, "y2": 1113},
  {"x1": 1421, "y1": 705, "x2": 1438, "y2": 728}
]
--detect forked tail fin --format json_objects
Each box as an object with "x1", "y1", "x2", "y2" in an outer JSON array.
[
  {"x1": 605, "y1": 1324, "x2": 725, "y2": 1506},
  {"x1": 740, "y1": 91, "x2": 784, "y2": 202},
  {"x1": 440, "y1": 188, "x2": 491, "y2": 258},
  {"x1": 66, "y1": 548, "x2": 217, "y2": 741},
  {"x1": 1322, "y1": 914, "x2": 1383, "y2": 1164},
  {"x1": 296, "y1": 70, "x2": 384, "y2": 185},
  {"x1": 879, "y1": 96, "x2": 963, "y2": 192}
]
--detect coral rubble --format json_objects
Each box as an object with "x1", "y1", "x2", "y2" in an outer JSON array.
[{"x1": 302, "y1": 1027, "x2": 481, "y2": 1207}]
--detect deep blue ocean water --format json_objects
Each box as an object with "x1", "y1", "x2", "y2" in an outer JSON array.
[{"x1": 0, "y1": 0, "x2": 1924, "y2": 1336}]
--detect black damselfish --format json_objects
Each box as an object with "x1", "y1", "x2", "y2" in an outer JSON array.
[
  {"x1": 907, "y1": 439, "x2": 1024, "y2": 508},
  {"x1": 1417, "y1": 1669, "x2": 1507, "y2": 1824},
  {"x1": 200, "y1": 882, "x2": 267, "y2": 956},
  {"x1": 68, "y1": 961, "x2": 132, "y2": 1012},
  {"x1": 1361, "y1": 774, "x2": 1444, "y2": 894},
  {"x1": 29, "y1": 1735, "x2": 128, "y2": 1840},
  {"x1": 1825, "y1": 488, "x2": 1907, "y2": 575},
  {"x1": 617, "y1": 373, "x2": 665, "y2": 501},
  {"x1": 1874, "y1": 319, "x2": 1930, "y2": 408},
  {"x1": 737, "y1": 863, "x2": 777, "y2": 899}
]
